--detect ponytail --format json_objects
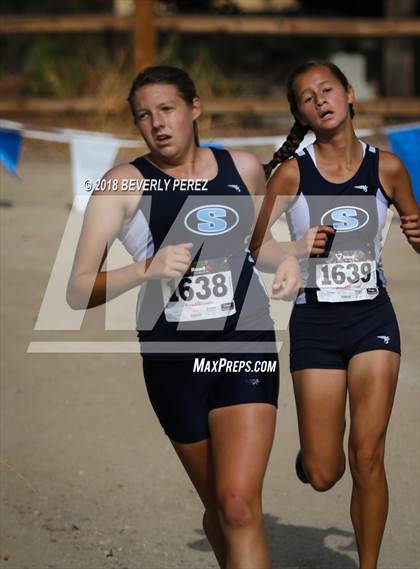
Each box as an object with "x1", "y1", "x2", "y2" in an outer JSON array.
[{"x1": 263, "y1": 120, "x2": 308, "y2": 179}]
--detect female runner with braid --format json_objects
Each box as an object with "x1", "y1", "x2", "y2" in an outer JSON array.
[{"x1": 255, "y1": 61, "x2": 420, "y2": 569}]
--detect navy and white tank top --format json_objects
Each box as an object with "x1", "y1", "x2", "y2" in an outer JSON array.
[
  {"x1": 287, "y1": 141, "x2": 393, "y2": 305},
  {"x1": 120, "y1": 147, "x2": 273, "y2": 357}
]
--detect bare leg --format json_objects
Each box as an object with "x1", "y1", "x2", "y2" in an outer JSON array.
[
  {"x1": 292, "y1": 369, "x2": 347, "y2": 491},
  {"x1": 347, "y1": 350, "x2": 399, "y2": 569},
  {"x1": 209, "y1": 403, "x2": 277, "y2": 569},
  {"x1": 171, "y1": 438, "x2": 226, "y2": 568}
]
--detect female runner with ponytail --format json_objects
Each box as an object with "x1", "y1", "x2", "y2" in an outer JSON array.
[{"x1": 255, "y1": 61, "x2": 420, "y2": 569}]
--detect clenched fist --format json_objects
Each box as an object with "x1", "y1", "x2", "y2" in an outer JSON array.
[{"x1": 145, "y1": 243, "x2": 193, "y2": 279}]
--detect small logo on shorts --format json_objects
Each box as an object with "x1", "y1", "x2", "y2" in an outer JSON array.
[{"x1": 377, "y1": 335, "x2": 390, "y2": 344}]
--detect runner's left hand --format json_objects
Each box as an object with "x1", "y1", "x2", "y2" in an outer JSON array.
[
  {"x1": 272, "y1": 255, "x2": 302, "y2": 300},
  {"x1": 400, "y1": 214, "x2": 420, "y2": 244}
]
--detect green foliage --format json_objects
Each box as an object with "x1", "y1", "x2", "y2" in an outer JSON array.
[
  {"x1": 23, "y1": 36, "x2": 88, "y2": 97},
  {"x1": 17, "y1": 29, "x2": 243, "y2": 100},
  {"x1": 159, "y1": 34, "x2": 243, "y2": 97}
]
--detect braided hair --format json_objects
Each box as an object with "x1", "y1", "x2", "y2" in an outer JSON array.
[
  {"x1": 264, "y1": 61, "x2": 356, "y2": 179},
  {"x1": 263, "y1": 120, "x2": 308, "y2": 179}
]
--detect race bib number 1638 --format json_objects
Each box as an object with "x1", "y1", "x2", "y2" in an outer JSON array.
[{"x1": 162, "y1": 258, "x2": 236, "y2": 322}]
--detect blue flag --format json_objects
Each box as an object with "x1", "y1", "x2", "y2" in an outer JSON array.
[
  {"x1": 387, "y1": 124, "x2": 420, "y2": 206},
  {"x1": 0, "y1": 128, "x2": 22, "y2": 175},
  {"x1": 200, "y1": 141, "x2": 224, "y2": 149}
]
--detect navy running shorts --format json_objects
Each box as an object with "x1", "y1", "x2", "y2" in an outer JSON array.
[
  {"x1": 289, "y1": 288, "x2": 401, "y2": 373},
  {"x1": 142, "y1": 339, "x2": 279, "y2": 444}
]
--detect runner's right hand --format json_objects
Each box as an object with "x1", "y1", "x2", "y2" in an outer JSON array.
[
  {"x1": 297, "y1": 225, "x2": 335, "y2": 256},
  {"x1": 145, "y1": 243, "x2": 193, "y2": 279}
]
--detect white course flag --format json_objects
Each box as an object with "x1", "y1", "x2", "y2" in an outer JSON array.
[{"x1": 70, "y1": 134, "x2": 121, "y2": 213}]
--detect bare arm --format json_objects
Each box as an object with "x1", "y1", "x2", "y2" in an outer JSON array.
[
  {"x1": 379, "y1": 150, "x2": 420, "y2": 254},
  {"x1": 250, "y1": 157, "x2": 301, "y2": 266},
  {"x1": 67, "y1": 164, "x2": 148, "y2": 309},
  {"x1": 67, "y1": 163, "x2": 193, "y2": 309},
  {"x1": 230, "y1": 150, "x2": 301, "y2": 299},
  {"x1": 230, "y1": 151, "x2": 298, "y2": 267}
]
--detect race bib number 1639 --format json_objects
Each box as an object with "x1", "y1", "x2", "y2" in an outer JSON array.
[{"x1": 316, "y1": 259, "x2": 378, "y2": 302}]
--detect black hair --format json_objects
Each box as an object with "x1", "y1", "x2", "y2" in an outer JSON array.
[
  {"x1": 264, "y1": 61, "x2": 355, "y2": 179},
  {"x1": 127, "y1": 65, "x2": 200, "y2": 145}
]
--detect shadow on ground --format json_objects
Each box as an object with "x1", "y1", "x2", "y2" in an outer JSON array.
[{"x1": 188, "y1": 512, "x2": 357, "y2": 568}]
